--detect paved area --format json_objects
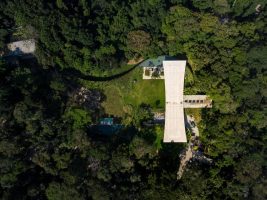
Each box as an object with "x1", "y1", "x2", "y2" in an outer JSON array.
[{"x1": 143, "y1": 67, "x2": 164, "y2": 79}]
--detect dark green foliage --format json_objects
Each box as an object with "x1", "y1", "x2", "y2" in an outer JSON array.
[
  {"x1": 0, "y1": 0, "x2": 266, "y2": 200},
  {"x1": 46, "y1": 182, "x2": 83, "y2": 200}
]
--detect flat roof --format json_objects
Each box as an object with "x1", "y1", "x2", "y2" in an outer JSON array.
[
  {"x1": 183, "y1": 95, "x2": 209, "y2": 100},
  {"x1": 163, "y1": 60, "x2": 187, "y2": 142},
  {"x1": 183, "y1": 95, "x2": 212, "y2": 108}
]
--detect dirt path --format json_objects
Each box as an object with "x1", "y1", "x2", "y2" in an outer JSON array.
[
  {"x1": 177, "y1": 143, "x2": 193, "y2": 180},
  {"x1": 177, "y1": 115, "x2": 199, "y2": 180},
  {"x1": 127, "y1": 57, "x2": 144, "y2": 65}
]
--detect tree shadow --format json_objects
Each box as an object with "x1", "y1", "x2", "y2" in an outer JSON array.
[{"x1": 61, "y1": 58, "x2": 147, "y2": 82}]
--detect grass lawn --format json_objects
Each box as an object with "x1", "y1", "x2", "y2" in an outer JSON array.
[
  {"x1": 124, "y1": 79, "x2": 165, "y2": 108},
  {"x1": 115, "y1": 67, "x2": 164, "y2": 116},
  {"x1": 122, "y1": 72, "x2": 165, "y2": 109},
  {"x1": 184, "y1": 108, "x2": 202, "y2": 123},
  {"x1": 154, "y1": 125, "x2": 164, "y2": 149},
  {"x1": 82, "y1": 66, "x2": 165, "y2": 117},
  {"x1": 101, "y1": 85, "x2": 125, "y2": 117}
]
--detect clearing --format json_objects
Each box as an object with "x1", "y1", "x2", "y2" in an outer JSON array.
[{"x1": 82, "y1": 66, "x2": 165, "y2": 118}]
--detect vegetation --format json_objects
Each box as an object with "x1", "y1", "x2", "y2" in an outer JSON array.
[
  {"x1": 0, "y1": 0, "x2": 266, "y2": 200},
  {"x1": 85, "y1": 67, "x2": 165, "y2": 118}
]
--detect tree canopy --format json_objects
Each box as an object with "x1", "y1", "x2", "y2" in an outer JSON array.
[{"x1": 0, "y1": 0, "x2": 266, "y2": 199}]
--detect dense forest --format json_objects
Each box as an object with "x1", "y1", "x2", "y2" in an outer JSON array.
[{"x1": 0, "y1": 0, "x2": 266, "y2": 199}]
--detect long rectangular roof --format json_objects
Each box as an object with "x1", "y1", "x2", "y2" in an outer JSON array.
[{"x1": 163, "y1": 60, "x2": 187, "y2": 142}]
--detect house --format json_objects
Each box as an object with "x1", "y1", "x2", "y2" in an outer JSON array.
[{"x1": 163, "y1": 61, "x2": 213, "y2": 143}]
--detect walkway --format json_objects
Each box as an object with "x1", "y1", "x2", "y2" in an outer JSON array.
[
  {"x1": 177, "y1": 115, "x2": 200, "y2": 180},
  {"x1": 177, "y1": 144, "x2": 193, "y2": 180}
]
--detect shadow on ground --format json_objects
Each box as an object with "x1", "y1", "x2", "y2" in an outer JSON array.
[{"x1": 62, "y1": 59, "x2": 146, "y2": 82}]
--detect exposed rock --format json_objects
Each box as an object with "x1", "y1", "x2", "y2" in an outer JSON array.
[
  {"x1": 73, "y1": 87, "x2": 102, "y2": 110},
  {"x1": 256, "y1": 4, "x2": 261, "y2": 13}
]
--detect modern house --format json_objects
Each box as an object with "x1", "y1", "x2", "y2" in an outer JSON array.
[
  {"x1": 140, "y1": 57, "x2": 212, "y2": 143},
  {"x1": 163, "y1": 60, "x2": 212, "y2": 143}
]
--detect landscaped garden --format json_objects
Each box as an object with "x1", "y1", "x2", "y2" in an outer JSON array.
[{"x1": 81, "y1": 66, "x2": 165, "y2": 118}]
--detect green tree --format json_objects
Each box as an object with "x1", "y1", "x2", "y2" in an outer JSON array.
[
  {"x1": 64, "y1": 107, "x2": 92, "y2": 129},
  {"x1": 213, "y1": 0, "x2": 231, "y2": 15},
  {"x1": 127, "y1": 30, "x2": 151, "y2": 55},
  {"x1": 46, "y1": 182, "x2": 82, "y2": 200}
]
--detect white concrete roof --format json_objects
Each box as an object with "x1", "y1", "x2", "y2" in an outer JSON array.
[
  {"x1": 7, "y1": 39, "x2": 36, "y2": 54},
  {"x1": 183, "y1": 95, "x2": 212, "y2": 108},
  {"x1": 163, "y1": 60, "x2": 187, "y2": 143}
]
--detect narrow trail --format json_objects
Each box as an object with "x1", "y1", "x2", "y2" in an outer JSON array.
[
  {"x1": 177, "y1": 115, "x2": 199, "y2": 180},
  {"x1": 177, "y1": 144, "x2": 193, "y2": 180}
]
